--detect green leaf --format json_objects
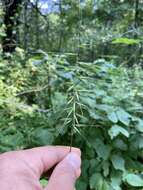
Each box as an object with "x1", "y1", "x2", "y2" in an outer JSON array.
[
  {"x1": 90, "y1": 173, "x2": 103, "y2": 190},
  {"x1": 80, "y1": 96, "x2": 96, "y2": 108},
  {"x1": 124, "y1": 174, "x2": 143, "y2": 187},
  {"x1": 102, "y1": 161, "x2": 110, "y2": 177},
  {"x1": 33, "y1": 128, "x2": 54, "y2": 145},
  {"x1": 113, "y1": 139, "x2": 127, "y2": 151},
  {"x1": 89, "y1": 109, "x2": 101, "y2": 120},
  {"x1": 52, "y1": 92, "x2": 67, "y2": 109},
  {"x1": 108, "y1": 112, "x2": 118, "y2": 123},
  {"x1": 116, "y1": 109, "x2": 131, "y2": 126},
  {"x1": 76, "y1": 180, "x2": 87, "y2": 190},
  {"x1": 0, "y1": 32, "x2": 6, "y2": 37},
  {"x1": 90, "y1": 173, "x2": 110, "y2": 190},
  {"x1": 90, "y1": 159, "x2": 101, "y2": 173},
  {"x1": 139, "y1": 137, "x2": 143, "y2": 149},
  {"x1": 94, "y1": 89, "x2": 106, "y2": 97},
  {"x1": 102, "y1": 181, "x2": 110, "y2": 190},
  {"x1": 108, "y1": 125, "x2": 129, "y2": 139},
  {"x1": 0, "y1": 133, "x2": 24, "y2": 148},
  {"x1": 112, "y1": 38, "x2": 141, "y2": 45},
  {"x1": 57, "y1": 71, "x2": 73, "y2": 80},
  {"x1": 96, "y1": 104, "x2": 113, "y2": 113},
  {"x1": 136, "y1": 119, "x2": 143, "y2": 132},
  {"x1": 93, "y1": 139, "x2": 111, "y2": 160},
  {"x1": 111, "y1": 154, "x2": 125, "y2": 171},
  {"x1": 111, "y1": 171, "x2": 122, "y2": 190},
  {"x1": 125, "y1": 157, "x2": 143, "y2": 171},
  {"x1": 40, "y1": 179, "x2": 48, "y2": 187}
]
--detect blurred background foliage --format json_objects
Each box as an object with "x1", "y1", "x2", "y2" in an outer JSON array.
[{"x1": 0, "y1": 0, "x2": 143, "y2": 189}]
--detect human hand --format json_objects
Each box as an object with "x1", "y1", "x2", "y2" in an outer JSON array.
[{"x1": 0, "y1": 146, "x2": 81, "y2": 190}]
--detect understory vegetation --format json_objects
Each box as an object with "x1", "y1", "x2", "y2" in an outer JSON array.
[
  {"x1": 0, "y1": 0, "x2": 143, "y2": 189},
  {"x1": 0, "y1": 51, "x2": 143, "y2": 189}
]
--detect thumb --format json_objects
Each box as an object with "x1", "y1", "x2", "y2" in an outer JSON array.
[{"x1": 45, "y1": 152, "x2": 81, "y2": 190}]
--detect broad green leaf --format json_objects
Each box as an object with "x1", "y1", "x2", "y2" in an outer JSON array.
[
  {"x1": 125, "y1": 157, "x2": 143, "y2": 171},
  {"x1": 111, "y1": 171, "x2": 122, "y2": 190},
  {"x1": 111, "y1": 154, "x2": 125, "y2": 171},
  {"x1": 124, "y1": 174, "x2": 143, "y2": 187},
  {"x1": 116, "y1": 109, "x2": 131, "y2": 126},
  {"x1": 52, "y1": 92, "x2": 67, "y2": 109},
  {"x1": 108, "y1": 112, "x2": 118, "y2": 123},
  {"x1": 113, "y1": 139, "x2": 127, "y2": 151},
  {"x1": 102, "y1": 181, "x2": 110, "y2": 190},
  {"x1": 90, "y1": 173, "x2": 103, "y2": 190},
  {"x1": 108, "y1": 125, "x2": 129, "y2": 139},
  {"x1": 93, "y1": 139, "x2": 111, "y2": 160},
  {"x1": 76, "y1": 180, "x2": 87, "y2": 190},
  {"x1": 90, "y1": 173, "x2": 110, "y2": 190}
]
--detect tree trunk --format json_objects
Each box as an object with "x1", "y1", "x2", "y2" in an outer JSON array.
[
  {"x1": 24, "y1": 0, "x2": 28, "y2": 51},
  {"x1": 2, "y1": 0, "x2": 22, "y2": 52},
  {"x1": 134, "y1": 0, "x2": 139, "y2": 30},
  {"x1": 35, "y1": 0, "x2": 40, "y2": 49}
]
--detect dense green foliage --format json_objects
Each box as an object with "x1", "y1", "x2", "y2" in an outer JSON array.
[
  {"x1": 0, "y1": 0, "x2": 143, "y2": 189},
  {"x1": 0, "y1": 50, "x2": 143, "y2": 189}
]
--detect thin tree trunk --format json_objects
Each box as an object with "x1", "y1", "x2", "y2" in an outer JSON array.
[
  {"x1": 134, "y1": 0, "x2": 140, "y2": 65},
  {"x1": 2, "y1": 0, "x2": 22, "y2": 52},
  {"x1": 134, "y1": 0, "x2": 139, "y2": 31},
  {"x1": 58, "y1": 0, "x2": 64, "y2": 52},
  {"x1": 35, "y1": 0, "x2": 40, "y2": 49},
  {"x1": 24, "y1": 0, "x2": 28, "y2": 51}
]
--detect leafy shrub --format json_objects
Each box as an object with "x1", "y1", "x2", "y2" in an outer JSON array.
[{"x1": 0, "y1": 52, "x2": 143, "y2": 189}]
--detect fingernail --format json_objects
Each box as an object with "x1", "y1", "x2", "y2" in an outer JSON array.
[{"x1": 65, "y1": 153, "x2": 81, "y2": 170}]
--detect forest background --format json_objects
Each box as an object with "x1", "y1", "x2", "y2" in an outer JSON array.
[{"x1": 0, "y1": 0, "x2": 143, "y2": 189}]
